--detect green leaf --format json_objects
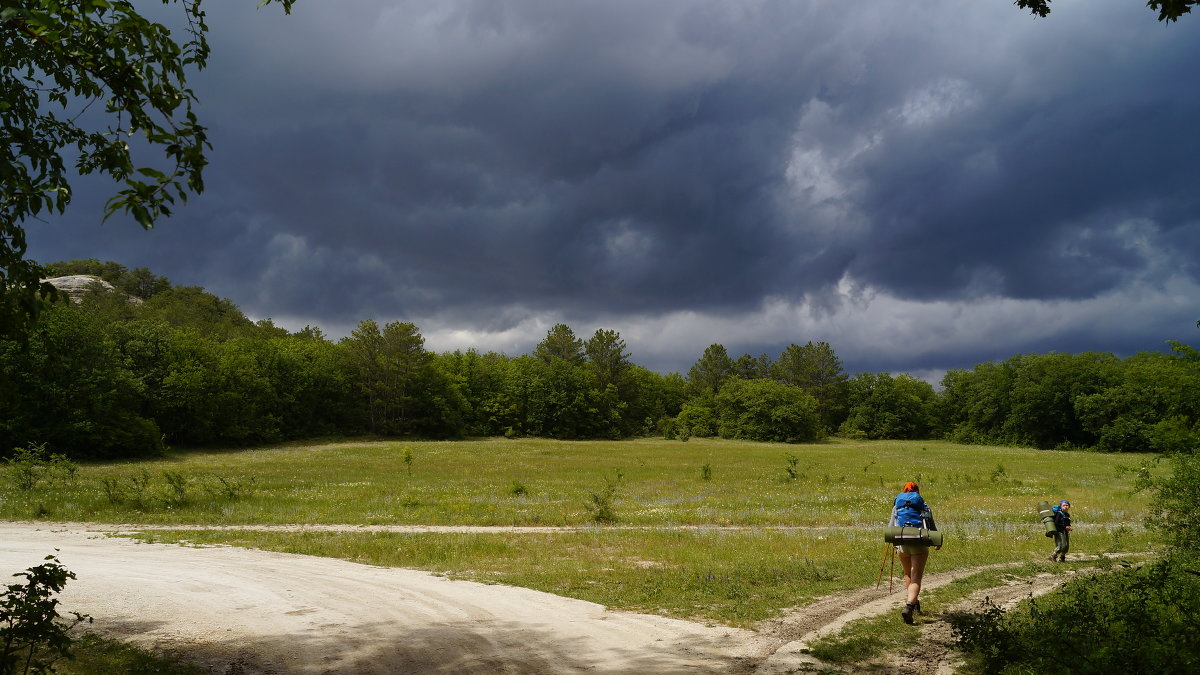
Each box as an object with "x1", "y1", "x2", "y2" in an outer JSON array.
[{"x1": 130, "y1": 203, "x2": 153, "y2": 229}]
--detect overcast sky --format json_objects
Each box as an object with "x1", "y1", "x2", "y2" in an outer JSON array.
[{"x1": 27, "y1": 0, "x2": 1200, "y2": 379}]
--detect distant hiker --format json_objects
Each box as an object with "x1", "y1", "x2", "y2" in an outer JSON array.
[
  {"x1": 890, "y1": 481, "x2": 940, "y2": 624},
  {"x1": 1049, "y1": 499, "x2": 1072, "y2": 562}
]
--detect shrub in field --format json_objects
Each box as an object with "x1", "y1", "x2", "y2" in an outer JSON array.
[
  {"x1": 5, "y1": 444, "x2": 77, "y2": 491},
  {"x1": 203, "y1": 475, "x2": 255, "y2": 501},
  {"x1": 783, "y1": 453, "x2": 800, "y2": 481},
  {"x1": 95, "y1": 470, "x2": 155, "y2": 509},
  {"x1": 126, "y1": 470, "x2": 152, "y2": 508},
  {"x1": 0, "y1": 554, "x2": 92, "y2": 675},
  {"x1": 950, "y1": 558, "x2": 1200, "y2": 674},
  {"x1": 586, "y1": 474, "x2": 622, "y2": 524},
  {"x1": 700, "y1": 463, "x2": 712, "y2": 481},
  {"x1": 99, "y1": 478, "x2": 122, "y2": 505},
  {"x1": 162, "y1": 471, "x2": 189, "y2": 506},
  {"x1": 100, "y1": 471, "x2": 251, "y2": 508},
  {"x1": 989, "y1": 463, "x2": 1006, "y2": 482},
  {"x1": 508, "y1": 480, "x2": 528, "y2": 497}
]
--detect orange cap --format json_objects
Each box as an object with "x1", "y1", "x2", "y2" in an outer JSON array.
[{"x1": 903, "y1": 482, "x2": 919, "y2": 493}]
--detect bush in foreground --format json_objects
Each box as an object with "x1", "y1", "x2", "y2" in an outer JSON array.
[
  {"x1": 1, "y1": 555, "x2": 91, "y2": 674},
  {"x1": 950, "y1": 557, "x2": 1200, "y2": 674}
]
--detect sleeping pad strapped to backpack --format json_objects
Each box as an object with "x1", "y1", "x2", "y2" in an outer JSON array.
[{"x1": 1037, "y1": 501, "x2": 1057, "y2": 537}]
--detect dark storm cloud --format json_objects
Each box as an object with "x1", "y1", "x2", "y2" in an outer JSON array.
[
  {"x1": 24, "y1": 0, "x2": 1200, "y2": 375},
  {"x1": 174, "y1": 0, "x2": 846, "y2": 323},
  {"x1": 833, "y1": 8, "x2": 1200, "y2": 302}
]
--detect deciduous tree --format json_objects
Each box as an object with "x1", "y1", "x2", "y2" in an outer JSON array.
[
  {"x1": 1, "y1": 0, "x2": 294, "y2": 335},
  {"x1": 714, "y1": 378, "x2": 823, "y2": 443},
  {"x1": 841, "y1": 372, "x2": 937, "y2": 440}
]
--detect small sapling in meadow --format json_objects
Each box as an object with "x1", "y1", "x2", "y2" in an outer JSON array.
[{"x1": 784, "y1": 453, "x2": 800, "y2": 481}]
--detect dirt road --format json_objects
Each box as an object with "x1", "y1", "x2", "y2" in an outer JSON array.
[
  {"x1": 0, "y1": 522, "x2": 1079, "y2": 674},
  {"x1": 2, "y1": 522, "x2": 780, "y2": 673}
]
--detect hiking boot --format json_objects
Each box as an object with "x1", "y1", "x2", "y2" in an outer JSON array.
[
  {"x1": 1048, "y1": 554, "x2": 1058, "y2": 562},
  {"x1": 901, "y1": 602, "x2": 915, "y2": 625},
  {"x1": 1058, "y1": 553, "x2": 1067, "y2": 562},
  {"x1": 914, "y1": 600, "x2": 922, "y2": 615}
]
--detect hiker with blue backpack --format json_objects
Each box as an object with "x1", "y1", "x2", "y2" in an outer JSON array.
[
  {"x1": 890, "y1": 481, "x2": 940, "y2": 624},
  {"x1": 1049, "y1": 499, "x2": 1073, "y2": 562}
]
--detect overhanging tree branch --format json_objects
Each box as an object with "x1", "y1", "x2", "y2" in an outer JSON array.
[
  {"x1": 1015, "y1": 0, "x2": 1196, "y2": 22},
  {"x1": 0, "y1": 0, "x2": 294, "y2": 337}
]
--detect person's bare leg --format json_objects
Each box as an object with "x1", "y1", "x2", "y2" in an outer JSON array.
[
  {"x1": 906, "y1": 551, "x2": 929, "y2": 605},
  {"x1": 898, "y1": 551, "x2": 913, "y2": 589},
  {"x1": 898, "y1": 551, "x2": 919, "y2": 623}
]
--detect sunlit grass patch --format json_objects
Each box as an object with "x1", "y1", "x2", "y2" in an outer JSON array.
[{"x1": 0, "y1": 437, "x2": 1159, "y2": 529}]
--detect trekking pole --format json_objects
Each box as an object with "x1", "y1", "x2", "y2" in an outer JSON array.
[
  {"x1": 889, "y1": 543, "x2": 896, "y2": 591},
  {"x1": 876, "y1": 543, "x2": 891, "y2": 587}
]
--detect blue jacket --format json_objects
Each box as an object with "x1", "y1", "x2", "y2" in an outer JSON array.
[
  {"x1": 1052, "y1": 505, "x2": 1072, "y2": 532},
  {"x1": 893, "y1": 492, "x2": 928, "y2": 528}
]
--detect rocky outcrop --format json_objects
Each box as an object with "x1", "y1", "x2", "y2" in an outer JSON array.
[{"x1": 43, "y1": 275, "x2": 143, "y2": 305}]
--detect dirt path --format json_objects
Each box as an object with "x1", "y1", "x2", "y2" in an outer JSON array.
[
  {"x1": 748, "y1": 559, "x2": 1063, "y2": 674},
  {"x1": 895, "y1": 573, "x2": 1070, "y2": 675},
  {"x1": 756, "y1": 557, "x2": 1137, "y2": 674},
  {"x1": 2, "y1": 522, "x2": 778, "y2": 674},
  {"x1": 0, "y1": 522, "x2": 1113, "y2": 674}
]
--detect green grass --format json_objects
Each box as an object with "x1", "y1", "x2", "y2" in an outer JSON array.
[
  {"x1": 44, "y1": 633, "x2": 204, "y2": 675},
  {"x1": 0, "y1": 437, "x2": 1158, "y2": 528}
]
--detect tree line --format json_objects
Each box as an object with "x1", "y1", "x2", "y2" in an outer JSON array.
[{"x1": 1, "y1": 260, "x2": 1197, "y2": 459}]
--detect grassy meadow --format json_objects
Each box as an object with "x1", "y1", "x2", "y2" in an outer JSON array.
[
  {"x1": 0, "y1": 437, "x2": 1156, "y2": 527},
  {"x1": 2, "y1": 437, "x2": 1160, "y2": 629}
]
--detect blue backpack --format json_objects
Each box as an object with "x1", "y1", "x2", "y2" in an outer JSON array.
[{"x1": 894, "y1": 492, "x2": 926, "y2": 528}]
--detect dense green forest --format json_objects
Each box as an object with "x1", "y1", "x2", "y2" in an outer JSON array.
[{"x1": 2, "y1": 259, "x2": 1198, "y2": 459}]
